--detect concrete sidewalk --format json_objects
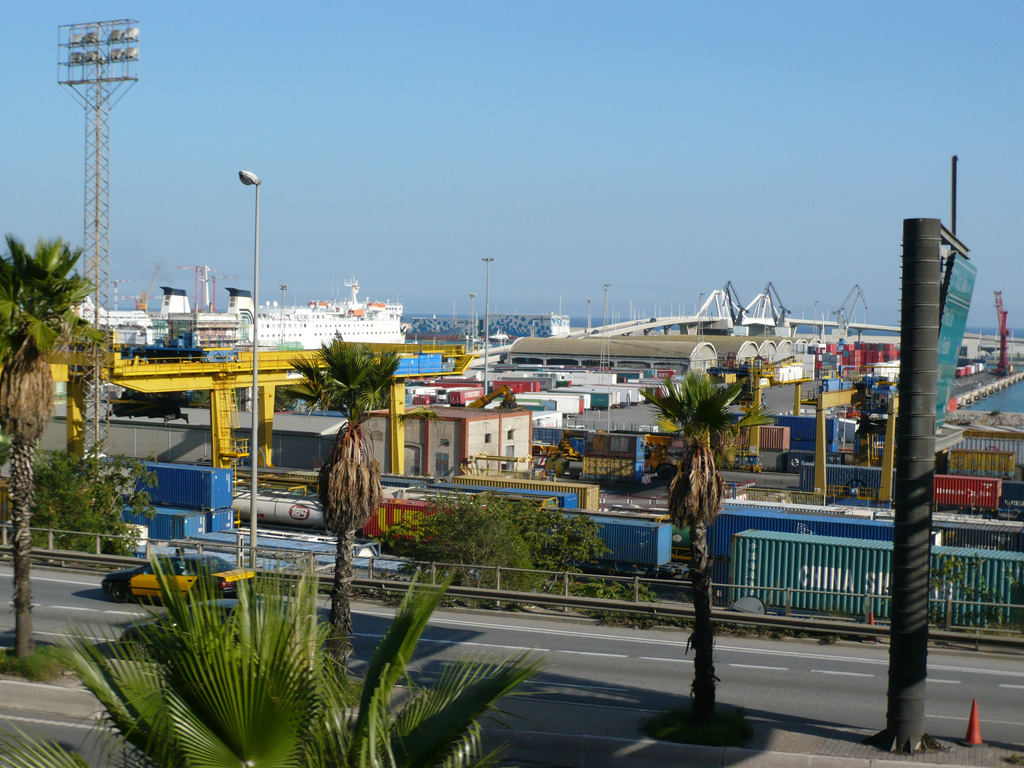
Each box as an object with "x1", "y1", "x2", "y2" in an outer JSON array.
[{"x1": 2, "y1": 676, "x2": 1018, "y2": 767}]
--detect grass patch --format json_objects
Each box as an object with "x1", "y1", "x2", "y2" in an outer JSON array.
[
  {"x1": 0, "y1": 646, "x2": 74, "y2": 682},
  {"x1": 641, "y1": 705, "x2": 753, "y2": 747}
]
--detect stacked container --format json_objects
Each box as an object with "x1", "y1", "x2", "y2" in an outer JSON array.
[
  {"x1": 948, "y1": 449, "x2": 1015, "y2": 479},
  {"x1": 582, "y1": 432, "x2": 645, "y2": 484},
  {"x1": 360, "y1": 499, "x2": 435, "y2": 538},
  {"x1": 130, "y1": 462, "x2": 236, "y2": 538}
]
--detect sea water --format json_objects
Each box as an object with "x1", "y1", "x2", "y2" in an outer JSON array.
[{"x1": 963, "y1": 380, "x2": 1024, "y2": 413}]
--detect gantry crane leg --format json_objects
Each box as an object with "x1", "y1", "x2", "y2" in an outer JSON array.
[{"x1": 390, "y1": 381, "x2": 406, "y2": 475}]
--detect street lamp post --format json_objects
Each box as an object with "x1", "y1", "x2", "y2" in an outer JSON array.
[
  {"x1": 468, "y1": 292, "x2": 476, "y2": 347},
  {"x1": 603, "y1": 284, "x2": 610, "y2": 328},
  {"x1": 238, "y1": 170, "x2": 261, "y2": 567},
  {"x1": 482, "y1": 258, "x2": 494, "y2": 393},
  {"x1": 586, "y1": 299, "x2": 592, "y2": 333},
  {"x1": 280, "y1": 284, "x2": 288, "y2": 344}
]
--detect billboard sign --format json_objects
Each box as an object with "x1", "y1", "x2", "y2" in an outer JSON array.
[{"x1": 936, "y1": 252, "x2": 976, "y2": 427}]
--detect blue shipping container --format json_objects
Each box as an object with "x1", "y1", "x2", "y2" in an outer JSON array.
[
  {"x1": 1001, "y1": 480, "x2": 1024, "y2": 511},
  {"x1": 773, "y1": 415, "x2": 836, "y2": 443},
  {"x1": 578, "y1": 515, "x2": 672, "y2": 567},
  {"x1": 122, "y1": 505, "x2": 207, "y2": 540},
  {"x1": 709, "y1": 507, "x2": 893, "y2": 559},
  {"x1": 206, "y1": 508, "x2": 236, "y2": 533},
  {"x1": 138, "y1": 463, "x2": 234, "y2": 510}
]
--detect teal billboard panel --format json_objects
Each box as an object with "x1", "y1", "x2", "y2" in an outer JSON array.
[{"x1": 936, "y1": 254, "x2": 977, "y2": 427}]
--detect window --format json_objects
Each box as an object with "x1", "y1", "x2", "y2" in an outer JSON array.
[
  {"x1": 435, "y1": 452, "x2": 450, "y2": 476},
  {"x1": 439, "y1": 438, "x2": 450, "y2": 447},
  {"x1": 507, "y1": 429, "x2": 514, "y2": 440},
  {"x1": 484, "y1": 433, "x2": 492, "y2": 443}
]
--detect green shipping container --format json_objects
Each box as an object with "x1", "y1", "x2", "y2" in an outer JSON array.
[{"x1": 729, "y1": 530, "x2": 1024, "y2": 624}]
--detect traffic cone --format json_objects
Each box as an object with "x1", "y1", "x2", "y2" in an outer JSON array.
[
  {"x1": 962, "y1": 699, "x2": 983, "y2": 747},
  {"x1": 865, "y1": 611, "x2": 877, "y2": 643}
]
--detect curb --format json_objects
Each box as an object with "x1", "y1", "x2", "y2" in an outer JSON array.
[{"x1": 0, "y1": 677, "x2": 103, "y2": 720}]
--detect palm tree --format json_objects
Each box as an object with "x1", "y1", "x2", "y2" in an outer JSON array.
[
  {"x1": 280, "y1": 340, "x2": 401, "y2": 666},
  {"x1": 641, "y1": 371, "x2": 771, "y2": 723},
  {"x1": 0, "y1": 235, "x2": 98, "y2": 658},
  {"x1": 0, "y1": 567, "x2": 541, "y2": 768}
]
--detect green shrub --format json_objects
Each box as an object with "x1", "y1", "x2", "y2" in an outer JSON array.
[{"x1": 0, "y1": 646, "x2": 73, "y2": 681}]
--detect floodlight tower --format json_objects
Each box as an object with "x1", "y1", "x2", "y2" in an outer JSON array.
[{"x1": 59, "y1": 19, "x2": 140, "y2": 453}]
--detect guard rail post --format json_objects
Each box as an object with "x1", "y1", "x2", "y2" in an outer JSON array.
[
  {"x1": 236, "y1": 532, "x2": 244, "y2": 568},
  {"x1": 431, "y1": 561, "x2": 437, "y2": 585},
  {"x1": 495, "y1": 566, "x2": 502, "y2": 592},
  {"x1": 47, "y1": 529, "x2": 54, "y2": 550},
  {"x1": 563, "y1": 571, "x2": 570, "y2": 597},
  {"x1": 368, "y1": 556, "x2": 374, "y2": 579},
  {"x1": 785, "y1": 588, "x2": 792, "y2": 617},
  {"x1": 863, "y1": 594, "x2": 870, "y2": 624},
  {"x1": 946, "y1": 594, "x2": 954, "y2": 631},
  {"x1": 145, "y1": 539, "x2": 152, "y2": 560},
  {"x1": 95, "y1": 533, "x2": 101, "y2": 555},
  {"x1": 634, "y1": 576, "x2": 640, "y2": 603}
]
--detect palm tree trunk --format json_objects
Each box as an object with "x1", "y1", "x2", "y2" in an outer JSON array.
[
  {"x1": 9, "y1": 440, "x2": 36, "y2": 658},
  {"x1": 689, "y1": 519, "x2": 715, "y2": 723},
  {"x1": 327, "y1": 524, "x2": 356, "y2": 668}
]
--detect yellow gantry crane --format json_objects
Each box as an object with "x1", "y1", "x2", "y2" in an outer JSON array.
[{"x1": 57, "y1": 343, "x2": 476, "y2": 475}]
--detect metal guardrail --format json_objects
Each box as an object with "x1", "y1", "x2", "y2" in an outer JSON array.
[{"x1": 2, "y1": 543, "x2": 1023, "y2": 651}]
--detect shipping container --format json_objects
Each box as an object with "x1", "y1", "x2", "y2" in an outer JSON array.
[
  {"x1": 934, "y1": 475, "x2": 1002, "y2": 511},
  {"x1": 137, "y1": 463, "x2": 234, "y2": 510},
  {"x1": 575, "y1": 515, "x2": 672, "y2": 569},
  {"x1": 581, "y1": 455, "x2": 645, "y2": 484},
  {"x1": 709, "y1": 507, "x2": 893, "y2": 559},
  {"x1": 729, "y1": 530, "x2": 1024, "y2": 623},
  {"x1": 430, "y1": 482, "x2": 577, "y2": 509},
  {"x1": 585, "y1": 432, "x2": 645, "y2": 459},
  {"x1": 798, "y1": 464, "x2": 887, "y2": 496},
  {"x1": 758, "y1": 425, "x2": 791, "y2": 452},
  {"x1": 206, "y1": 508, "x2": 236, "y2": 533},
  {"x1": 949, "y1": 449, "x2": 1015, "y2": 479},
  {"x1": 774, "y1": 415, "x2": 837, "y2": 443},
  {"x1": 961, "y1": 435, "x2": 1024, "y2": 467},
  {"x1": 447, "y1": 387, "x2": 485, "y2": 406},
  {"x1": 123, "y1": 505, "x2": 207, "y2": 540},
  {"x1": 1001, "y1": 480, "x2": 1024, "y2": 512},
  {"x1": 757, "y1": 449, "x2": 787, "y2": 472},
  {"x1": 934, "y1": 520, "x2": 1024, "y2": 552},
  {"x1": 450, "y1": 475, "x2": 599, "y2": 510},
  {"x1": 360, "y1": 499, "x2": 435, "y2": 538}
]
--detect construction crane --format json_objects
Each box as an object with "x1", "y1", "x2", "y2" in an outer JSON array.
[
  {"x1": 179, "y1": 265, "x2": 214, "y2": 311},
  {"x1": 994, "y1": 291, "x2": 1009, "y2": 376},
  {"x1": 112, "y1": 278, "x2": 133, "y2": 311},
  {"x1": 832, "y1": 285, "x2": 867, "y2": 339},
  {"x1": 210, "y1": 274, "x2": 240, "y2": 313},
  {"x1": 136, "y1": 261, "x2": 164, "y2": 311}
]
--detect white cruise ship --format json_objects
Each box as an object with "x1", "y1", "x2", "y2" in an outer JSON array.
[{"x1": 97, "y1": 277, "x2": 404, "y2": 350}]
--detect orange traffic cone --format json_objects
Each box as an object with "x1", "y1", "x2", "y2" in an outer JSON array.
[
  {"x1": 963, "y1": 699, "x2": 983, "y2": 747},
  {"x1": 865, "y1": 612, "x2": 877, "y2": 643}
]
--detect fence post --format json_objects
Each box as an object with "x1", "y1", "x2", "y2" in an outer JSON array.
[
  {"x1": 945, "y1": 593, "x2": 953, "y2": 631},
  {"x1": 236, "y1": 532, "x2": 244, "y2": 568},
  {"x1": 431, "y1": 561, "x2": 437, "y2": 586},
  {"x1": 863, "y1": 594, "x2": 871, "y2": 624},
  {"x1": 634, "y1": 576, "x2": 640, "y2": 603},
  {"x1": 95, "y1": 533, "x2": 101, "y2": 555},
  {"x1": 785, "y1": 588, "x2": 792, "y2": 617},
  {"x1": 48, "y1": 529, "x2": 54, "y2": 550},
  {"x1": 495, "y1": 566, "x2": 501, "y2": 592},
  {"x1": 563, "y1": 571, "x2": 570, "y2": 597},
  {"x1": 145, "y1": 538, "x2": 152, "y2": 560},
  {"x1": 368, "y1": 556, "x2": 374, "y2": 580}
]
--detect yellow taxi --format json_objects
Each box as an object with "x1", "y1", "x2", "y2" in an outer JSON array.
[{"x1": 101, "y1": 554, "x2": 255, "y2": 603}]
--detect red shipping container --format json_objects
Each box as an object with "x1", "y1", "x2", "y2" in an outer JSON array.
[
  {"x1": 758, "y1": 425, "x2": 791, "y2": 451},
  {"x1": 448, "y1": 387, "x2": 485, "y2": 406},
  {"x1": 360, "y1": 499, "x2": 435, "y2": 538},
  {"x1": 933, "y1": 475, "x2": 1002, "y2": 511}
]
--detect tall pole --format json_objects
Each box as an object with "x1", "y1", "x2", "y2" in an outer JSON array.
[
  {"x1": 468, "y1": 293, "x2": 476, "y2": 346},
  {"x1": 482, "y1": 259, "x2": 493, "y2": 393},
  {"x1": 586, "y1": 299, "x2": 592, "y2": 332},
  {"x1": 603, "y1": 284, "x2": 610, "y2": 328},
  {"x1": 950, "y1": 155, "x2": 958, "y2": 235},
  {"x1": 239, "y1": 171, "x2": 261, "y2": 567},
  {"x1": 280, "y1": 284, "x2": 288, "y2": 344},
  {"x1": 867, "y1": 218, "x2": 941, "y2": 753}
]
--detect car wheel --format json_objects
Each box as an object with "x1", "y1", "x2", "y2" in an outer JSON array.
[{"x1": 109, "y1": 582, "x2": 130, "y2": 603}]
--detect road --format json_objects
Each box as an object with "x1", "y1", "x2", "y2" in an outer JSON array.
[{"x1": 1, "y1": 565, "x2": 1023, "y2": 760}]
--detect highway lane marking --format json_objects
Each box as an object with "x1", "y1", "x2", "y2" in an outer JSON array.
[
  {"x1": 728, "y1": 663, "x2": 788, "y2": 671},
  {"x1": 51, "y1": 605, "x2": 97, "y2": 612},
  {"x1": 929, "y1": 679, "x2": 960, "y2": 684},
  {"x1": 999, "y1": 683, "x2": 1024, "y2": 689},
  {"x1": 0, "y1": 573, "x2": 100, "y2": 588},
  {"x1": 529, "y1": 681, "x2": 630, "y2": 693},
  {"x1": 556, "y1": 650, "x2": 628, "y2": 658},
  {"x1": 928, "y1": 713, "x2": 1024, "y2": 727},
  {"x1": 638, "y1": 656, "x2": 686, "y2": 663},
  {"x1": 812, "y1": 670, "x2": 873, "y2": 678},
  {"x1": 0, "y1": 714, "x2": 97, "y2": 730}
]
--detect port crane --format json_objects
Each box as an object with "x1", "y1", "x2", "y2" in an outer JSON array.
[
  {"x1": 832, "y1": 285, "x2": 867, "y2": 338},
  {"x1": 135, "y1": 261, "x2": 164, "y2": 311},
  {"x1": 994, "y1": 291, "x2": 1010, "y2": 376},
  {"x1": 112, "y1": 278, "x2": 133, "y2": 311}
]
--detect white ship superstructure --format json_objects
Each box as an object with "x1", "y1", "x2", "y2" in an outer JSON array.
[{"x1": 95, "y1": 277, "x2": 404, "y2": 350}]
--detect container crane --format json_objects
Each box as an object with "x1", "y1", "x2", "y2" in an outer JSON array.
[
  {"x1": 112, "y1": 278, "x2": 133, "y2": 311},
  {"x1": 832, "y1": 285, "x2": 867, "y2": 339},
  {"x1": 994, "y1": 291, "x2": 1009, "y2": 376}
]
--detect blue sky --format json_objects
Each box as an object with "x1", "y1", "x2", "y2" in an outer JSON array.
[{"x1": 3, "y1": 2, "x2": 1023, "y2": 327}]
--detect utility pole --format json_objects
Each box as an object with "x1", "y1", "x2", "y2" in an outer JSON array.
[
  {"x1": 279, "y1": 284, "x2": 288, "y2": 343},
  {"x1": 586, "y1": 298, "x2": 592, "y2": 332},
  {"x1": 603, "y1": 284, "x2": 610, "y2": 328},
  {"x1": 482, "y1": 258, "x2": 494, "y2": 393},
  {"x1": 468, "y1": 293, "x2": 476, "y2": 346}
]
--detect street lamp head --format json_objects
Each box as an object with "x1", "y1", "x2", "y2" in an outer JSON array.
[{"x1": 238, "y1": 170, "x2": 261, "y2": 186}]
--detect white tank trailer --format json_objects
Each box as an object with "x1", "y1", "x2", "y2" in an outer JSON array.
[{"x1": 233, "y1": 491, "x2": 325, "y2": 529}]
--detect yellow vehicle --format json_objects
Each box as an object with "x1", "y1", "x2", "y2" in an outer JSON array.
[
  {"x1": 467, "y1": 385, "x2": 518, "y2": 409},
  {"x1": 101, "y1": 554, "x2": 255, "y2": 603}
]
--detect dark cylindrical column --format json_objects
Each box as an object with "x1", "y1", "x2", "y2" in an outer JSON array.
[{"x1": 885, "y1": 218, "x2": 940, "y2": 751}]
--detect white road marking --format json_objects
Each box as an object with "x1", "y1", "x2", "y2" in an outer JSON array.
[
  {"x1": 51, "y1": 605, "x2": 96, "y2": 612},
  {"x1": 999, "y1": 683, "x2": 1024, "y2": 690},
  {"x1": 0, "y1": 573, "x2": 100, "y2": 588},
  {"x1": 0, "y1": 714, "x2": 96, "y2": 730},
  {"x1": 928, "y1": 713, "x2": 1024, "y2": 727},
  {"x1": 729, "y1": 663, "x2": 788, "y2": 671},
  {"x1": 929, "y1": 679, "x2": 960, "y2": 684},
  {"x1": 812, "y1": 669, "x2": 873, "y2": 678},
  {"x1": 638, "y1": 656, "x2": 686, "y2": 663},
  {"x1": 530, "y1": 681, "x2": 629, "y2": 693},
  {"x1": 557, "y1": 650, "x2": 628, "y2": 658}
]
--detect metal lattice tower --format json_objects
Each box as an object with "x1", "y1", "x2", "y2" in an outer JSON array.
[{"x1": 59, "y1": 19, "x2": 140, "y2": 453}]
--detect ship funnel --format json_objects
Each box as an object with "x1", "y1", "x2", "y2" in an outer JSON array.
[
  {"x1": 226, "y1": 288, "x2": 254, "y2": 318},
  {"x1": 159, "y1": 287, "x2": 190, "y2": 316}
]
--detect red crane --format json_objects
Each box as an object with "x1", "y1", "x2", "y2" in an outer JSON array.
[{"x1": 994, "y1": 291, "x2": 1009, "y2": 376}]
